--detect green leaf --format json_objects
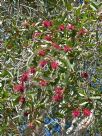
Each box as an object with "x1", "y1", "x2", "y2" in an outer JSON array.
[
  {"x1": 90, "y1": 96, "x2": 101, "y2": 99},
  {"x1": 80, "y1": 101, "x2": 89, "y2": 106},
  {"x1": 90, "y1": 2, "x2": 98, "y2": 11}
]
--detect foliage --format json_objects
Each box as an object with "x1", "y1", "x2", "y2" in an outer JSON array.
[{"x1": 0, "y1": 0, "x2": 102, "y2": 135}]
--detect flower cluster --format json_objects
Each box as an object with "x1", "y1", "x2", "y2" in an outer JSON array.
[
  {"x1": 8, "y1": 15, "x2": 100, "y2": 135},
  {"x1": 13, "y1": 67, "x2": 36, "y2": 93},
  {"x1": 13, "y1": 67, "x2": 36, "y2": 103},
  {"x1": 72, "y1": 108, "x2": 91, "y2": 118},
  {"x1": 52, "y1": 87, "x2": 64, "y2": 102}
]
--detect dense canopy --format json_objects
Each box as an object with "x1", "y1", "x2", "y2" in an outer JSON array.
[{"x1": 0, "y1": 0, "x2": 102, "y2": 135}]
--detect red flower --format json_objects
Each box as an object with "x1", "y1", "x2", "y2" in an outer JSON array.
[
  {"x1": 83, "y1": 108, "x2": 91, "y2": 117},
  {"x1": 52, "y1": 87, "x2": 64, "y2": 102},
  {"x1": 63, "y1": 45, "x2": 72, "y2": 52},
  {"x1": 20, "y1": 72, "x2": 29, "y2": 82},
  {"x1": 51, "y1": 42, "x2": 61, "y2": 50},
  {"x1": 39, "y1": 80, "x2": 48, "y2": 87},
  {"x1": 55, "y1": 87, "x2": 64, "y2": 95},
  {"x1": 66, "y1": 24, "x2": 75, "y2": 30},
  {"x1": 81, "y1": 72, "x2": 89, "y2": 79},
  {"x1": 19, "y1": 96, "x2": 25, "y2": 103},
  {"x1": 42, "y1": 20, "x2": 52, "y2": 28},
  {"x1": 13, "y1": 84, "x2": 25, "y2": 93},
  {"x1": 59, "y1": 24, "x2": 65, "y2": 31},
  {"x1": 39, "y1": 60, "x2": 48, "y2": 68},
  {"x1": 44, "y1": 35, "x2": 52, "y2": 41},
  {"x1": 38, "y1": 50, "x2": 46, "y2": 56},
  {"x1": 78, "y1": 28, "x2": 88, "y2": 35},
  {"x1": 72, "y1": 109, "x2": 80, "y2": 118},
  {"x1": 51, "y1": 61, "x2": 59, "y2": 70},
  {"x1": 52, "y1": 94, "x2": 63, "y2": 102},
  {"x1": 28, "y1": 67, "x2": 36, "y2": 74}
]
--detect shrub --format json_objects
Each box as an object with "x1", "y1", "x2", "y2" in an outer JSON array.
[{"x1": 0, "y1": 0, "x2": 102, "y2": 135}]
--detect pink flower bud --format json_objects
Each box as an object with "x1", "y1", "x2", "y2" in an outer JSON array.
[
  {"x1": 59, "y1": 24, "x2": 65, "y2": 31},
  {"x1": 39, "y1": 80, "x2": 48, "y2": 87},
  {"x1": 78, "y1": 28, "x2": 88, "y2": 35},
  {"x1": 72, "y1": 109, "x2": 80, "y2": 118},
  {"x1": 19, "y1": 96, "x2": 25, "y2": 103},
  {"x1": 51, "y1": 42, "x2": 62, "y2": 50},
  {"x1": 52, "y1": 94, "x2": 63, "y2": 102},
  {"x1": 44, "y1": 35, "x2": 52, "y2": 41},
  {"x1": 51, "y1": 61, "x2": 59, "y2": 70},
  {"x1": 66, "y1": 24, "x2": 75, "y2": 30},
  {"x1": 42, "y1": 20, "x2": 52, "y2": 28},
  {"x1": 83, "y1": 108, "x2": 91, "y2": 116},
  {"x1": 38, "y1": 50, "x2": 46, "y2": 56},
  {"x1": 39, "y1": 60, "x2": 48, "y2": 68},
  {"x1": 20, "y1": 72, "x2": 29, "y2": 82},
  {"x1": 28, "y1": 67, "x2": 36, "y2": 74},
  {"x1": 13, "y1": 84, "x2": 25, "y2": 93},
  {"x1": 55, "y1": 87, "x2": 64, "y2": 95},
  {"x1": 63, "y1": 45, "x2": 72, "y2": 52},
  {"x1": 32, "y1": 32, "x2": 41, "y2": 38}
]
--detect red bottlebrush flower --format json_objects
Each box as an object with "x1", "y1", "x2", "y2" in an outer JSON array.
[
  {"x1": 52, "y1": 94, "x2": 63, "y2": 102},
  {"x1": 13, "y1": 84, "x2": 25, "y2": 93},
  {"x1": 72, "y1": 109, "x2": 80, "y2": 118},
  {"x1": 20, "y1": 72, "x2": 29, "y2": 82},
  {"x1": 39, "y1": 80, "x2": 48, "y2": 87},
  {"x1": 81, "y1": 72, "x2": 89, "y2": 79},
  {"x1": 59, "y1": 24, "x2": 65, "y2": 31},
  {"x1": 83, "y1": 108, "x2": 91, "y2": 117},
  {"x1": 66, "y1": 24, "x2": 75, "y2": 30},
  {"x1": 51, "y1": 61, "x2": 59, "y2": 70},
  {"x1": 32, "y1": 32, "x2": 41, "y2": 39},
  {"x1": 28, "y1": 67, "x2": 36, "y2": 74},
  {"x1": 52, "y1": 87, "x2": 64, "y2": 102},
  {"x1": 44, "y1": 35, "x2": 52, "y2": 41},
  {"x1": 38, "y1": 50, "x2": 46, "y2": 56},
  {"x1": 63, "y1": 45, "x2": 72, "y2": 52},
  {"x1": 55, "y1": 87, "x2": 64, "y2": 95},
  {"x1": 78, "y1": 28, "x2": 88, "y2": 35},
  {"x1": 51, "y1": 42, "x2": 61, "y2": 50},
  {"x1": 24, "y1": 111, "x2": 30, "y2": 116},
  {"x1": 19, "y1": 96, "x2": 25, "y2": 103},
  {"x1": 39, "y1": 60, "x2": 48, "y2": 68},
  {"x1": 42, "y1": 20, "x2": 52, "y2": 28}
]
